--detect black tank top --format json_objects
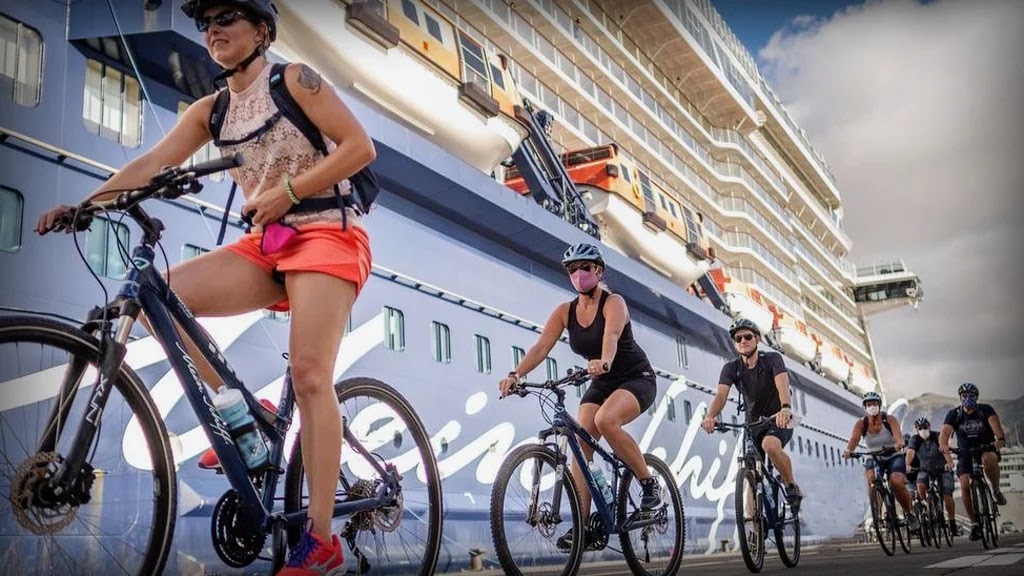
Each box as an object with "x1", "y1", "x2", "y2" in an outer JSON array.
[{"x1": 567, "y1": 291, "x2": 653, "y2": 383}]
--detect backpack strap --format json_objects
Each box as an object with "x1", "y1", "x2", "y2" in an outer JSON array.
[{"x1": 208, "y1": 89, "x2": 231, "y2": 144}]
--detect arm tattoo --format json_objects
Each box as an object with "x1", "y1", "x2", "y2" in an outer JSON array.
[{"x1": 297, "y1": 64, "x2": 323, "y2": 95}]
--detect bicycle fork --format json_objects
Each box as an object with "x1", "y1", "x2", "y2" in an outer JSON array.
[{"x1": 527, "y1": 428, "x2": 569, "y2": 529}]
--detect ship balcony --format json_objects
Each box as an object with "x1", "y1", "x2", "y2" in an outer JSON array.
[
  {"x1": 585, "y1": 0, "x2": 762, "y2": 131},
  {"x1": 853, "y1": 260, "x2": 923, "y2": 315},
  {"x1": 67, "y1": 0, "x2": 219, "y2": 99}
]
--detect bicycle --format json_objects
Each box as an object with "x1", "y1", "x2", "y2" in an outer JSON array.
[
  {"x1": 923, "y1": 469, "x2": 954, "y2": 548},
  {"x1": 0, "y1": 154, "x2": 443, "y2": 575},
  {"x1": 953, "y1": 445, "x2": 1000, "y2": 549},
  {"x1": 851, "y1": 450, "x2": 912, "y2": 556},
  {"x1": 909, "y1": 470, "x2": 934, "y2": 548},
  {"x1": 713, "y1": 419, "x2": 800, "y2": 573},
  {"x1": 489, "y1": 368, "x2": 685, "y2": 576}
]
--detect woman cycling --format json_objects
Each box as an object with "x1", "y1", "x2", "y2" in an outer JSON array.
[
  {"x1": 498, "y1": 242, "x2": 661, "y2": 550},
  {"x1": 35, "y1": 1, "x2": 374, "y2": 573}
]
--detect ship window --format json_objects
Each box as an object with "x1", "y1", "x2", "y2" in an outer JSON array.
[
  {"x1": 511, "y1": 345, "x2": 525, "y2": 370},
  {"x1": 0, "y1": 186, "x2": 23, "y2": 252},
  {"x1": 796, "y1": 435, "x2": 804, "y2": 455},
  {"x1": 474, "y1": 334, "x2": 491, "y2": 374},
  {"x1": 400, "y1": 0, "x2": 419, "y2": 25},
  {"x1": 181, "y1": 243, "x2": 209, "y2": 261},
  {"x1": 682, "y1": 206, "x2": 700, "y2": 244},
  {"x1": 620, "y1": 165, "x2": 631, "y2": 183},
  {"x1": 424, "y1": 13, "x2": 443, "y2": 43},
  {"x1": 85, "y1": 217, "x2": 129, "y2": 279},
  {"x1": 668, "y1": 200, "x2": 679, "y2": 219},
  {"x1": 545, "y1": 357, "x2": 558, "y2": 380},
  {"x1": 177, "y1": 102, "x2": 223, "y2": 181},
  {"x1": 457, "y1": 32, "x2": 489, "y2": 91},
  {"x1": 431, "y1": 321, "x2": 451, "y2": 364},
  {"x1": 83, "y1": 59, "x2": 142, "y2": 148},
  {"x1": 0, "y1": 14, "x2": 42, "y2": 107},
  {"x1": 815, "y1": 442, "x2": 820, "y2": 459},
  {"x1": 684, "y1": 400, "x2": 692, "y2": 423},
  {"x1": 489, "y1": 64, "x2": 505, "y2": 91},
  {"x1": 264, "y1": 309, "x2": 291, "y2": 322},
  {"x1": 675, "y1": 334, "x2": 688, "y2": 367},
  {"x1": 667, "y1": 398, "x2": 676, "y2": 422},
  {"x1": 383, "y1": 306, "x2": 405, "y2": 351}
]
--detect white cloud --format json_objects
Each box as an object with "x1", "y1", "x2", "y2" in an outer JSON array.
[{"x1": 758, "y1": 0, "x2": 1024, "y2": 401}]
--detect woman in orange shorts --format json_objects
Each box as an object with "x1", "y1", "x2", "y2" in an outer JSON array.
[{"x1": 36, "y1": 1, "x2": 372, "y2": 572}]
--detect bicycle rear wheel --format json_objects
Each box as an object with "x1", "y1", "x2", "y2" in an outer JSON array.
[
  {"x1": 774, "y1": 481, "x2": 800, "y2": 567},
  {"x1": 735, "y1": 469, "x2": 765, "y2": 572},
  {"x1": 929, "y1": 491, "x2": 945, "y2": 549},
  {"x1": 0, "y1": 316, "x2": 177, "y2": 575},
  {"x1": 616, "y1": 453, "x2": 685, "y2": 576},
  {"x1": 976, "y1": 481, "x2": 999, "y2": 549},
  {"x1": 869, "y1": 485, "x2": 895, "y2": 556},
  {"x1": 490, "y1": 444, "x2": 584, "y2": 576},
  {"x1": 283, "y1": 377, "x2": 443, "y2": 575}
]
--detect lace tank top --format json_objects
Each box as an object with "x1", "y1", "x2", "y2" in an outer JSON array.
[{"x1": 215, "y1": 63, "x2": 359, "y2": 228}]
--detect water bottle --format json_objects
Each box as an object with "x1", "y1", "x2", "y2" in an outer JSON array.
[
  {"x1": 589, "y1": 460, "x2": 614, "y2": 503},
  {"x1": 213, "y1": 387, "x2": 270, "y2": 471}
]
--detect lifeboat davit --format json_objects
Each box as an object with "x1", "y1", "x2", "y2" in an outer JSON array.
[
  {"x1": 815, "y1": 335, "x2": 851, "y2": 383},
  {"x1": 709, "y1": 269, "x2": 774, "y2": 336},
  {"x1": 271, "y1": 0, "x2": 528, "y2": 173},
  {"x1": 769, "y1": 306, "x2": 817, "y2": 363}
]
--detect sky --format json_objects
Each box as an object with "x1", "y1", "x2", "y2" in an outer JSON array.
[{"x1": 711, "y1": 0, "x2": 1024, "y2": 401}]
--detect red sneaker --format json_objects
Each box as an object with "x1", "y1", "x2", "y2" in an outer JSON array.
[
  {"x1": 276, "y1": 522, "x2": 344, "y2": 575},
  {"x1": 197, "y1": 398, "x2": 277, "y2": 470}
]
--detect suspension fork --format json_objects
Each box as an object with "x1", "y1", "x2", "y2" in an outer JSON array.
[
  {"x1": 528, "y1": 426, "x2": 569, "y2": 525},
  {"x1": 45, "y1": 299, "x2": 138, "y2": 495}
]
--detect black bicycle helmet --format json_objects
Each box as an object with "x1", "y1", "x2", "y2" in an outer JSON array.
[
  {"x1": 182, "y1": 0, "x2": 279, "y2": 41},
  {"x1": 915, "y1": 417, "x2": 930, "y2": 429},
  {"x1": 958, "y1": 382, "x2": 979, "y2": 397},
  {"x1": 728, "y1": 318, "x2": 760, "y2": 339}
]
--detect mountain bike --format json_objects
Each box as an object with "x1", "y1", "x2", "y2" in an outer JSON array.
[
  {"x1": 909, "y1": 471, "x2": 934, "y2": 548},
  {"x1": 851, "y1": 450, "x2": 911, "y2": 556},
  {"x1": 923, "y1": 470, "x2": 954, "y2": 548},
  {"x1": 713, "y1": 419, "x2": 800, "y2": 573},
  {"x1": 954, "y1": 445, "x2": 1000, "y2": 549},
  {"x1": 0, "y1": 154, "x2": 443, "y2": 575},
  {"x1": 489, "y1": 368, "x2": 685, "y2": 576}
]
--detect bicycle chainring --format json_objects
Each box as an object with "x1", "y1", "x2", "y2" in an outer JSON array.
[
  {"x1": 587, "y1": 512, "x2": 609, "y2": 551},
  {"x1": 211, "y1": 489, "x2": 266, "y2": 568}
]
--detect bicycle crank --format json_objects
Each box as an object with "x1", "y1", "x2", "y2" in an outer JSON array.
[{"x1": 211, "y1": 489, "x2": 266, "y2": 568}]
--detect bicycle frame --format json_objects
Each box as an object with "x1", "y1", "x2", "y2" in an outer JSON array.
[
  {"x1": 534, "y1": 388, "x2": 662, "y2": 535},
  {"x1": 736, "y1": 422, "x2": 788, "y2": 532},
  {"x1": 48, "y1": 234, "x2": 394, "y2": 532}
]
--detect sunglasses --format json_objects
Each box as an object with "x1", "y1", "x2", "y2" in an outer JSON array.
[
  {"x1": 196, "y1": 10, "x2": 248, "y2": 33},
  {"x1": 566, "y1": 262, "x2": 597, "y2": 273},
  {"x1": 733, "y1": 333, "x2": 756, "y2": 343}
]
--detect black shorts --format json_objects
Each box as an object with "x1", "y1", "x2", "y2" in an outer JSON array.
[
  {"x1": 581, "y1": 374, "x2": 656, "y2": 413},
  {"x1": 956, "y1": 445, "x2": 1000, "y2": 477},
  {"x1": 751, "y1": 421, "x2": 793, "y2": 451}
]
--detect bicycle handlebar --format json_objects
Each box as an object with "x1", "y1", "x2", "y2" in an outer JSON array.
[
  {"x1": 56, "y1": 153, "x2": 244, "y2": 232},
  {"x1": 711, "y1": 417, "x2": 773, "y2": 433},
  {"x1": 507, "y1": 366, "x2": 595, "y2": 398}
]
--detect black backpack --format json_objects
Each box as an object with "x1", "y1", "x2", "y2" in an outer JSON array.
[{"x1": 208, "y1": 63, "x2": 380, "y2": 243}]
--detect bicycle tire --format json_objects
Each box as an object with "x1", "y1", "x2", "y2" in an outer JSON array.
[
  {"x1": 735, "y1": 469, "x2": 765, "y2": 572},
  {"x1": 929, "y1": 490, "x2": 944, "y2": 549},
  {"x1": 974, "y1": 480, "x2": 993, "y2": 550},
  {"x1": 0, "y1": 316, "x2": 177, "y2": 576},
  {"x1": 616, "y1": 453, "x2": 685, "y2": 576},
  {"x1": 894, "y1": 490, "x2": 911, "y2": 554},
  {"x1": 282, "y1": 377, "x2": 443, "y2": 575},
  {"x1": 774, "y1": 481, "x2": 800, "y2": 567},
  {"x1": 870, "y1": 485, "x2": 895, "y2": 556},
  {"x1": 490, "y1": 444, "x2": 584, "y2": 576}
]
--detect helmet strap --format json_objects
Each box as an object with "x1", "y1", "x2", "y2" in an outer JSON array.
[{"x1": 214, "y1": 45, "x2": 264, "y2": 84}]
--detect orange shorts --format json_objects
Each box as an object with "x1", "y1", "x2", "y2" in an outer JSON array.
[{"x1": 225, "y1": 222, "x2": 371, "y2": 312}]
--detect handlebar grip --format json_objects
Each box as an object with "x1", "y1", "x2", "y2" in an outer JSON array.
[{"x1": 187, "y1": 152, "x2": 244, "y2": 179}]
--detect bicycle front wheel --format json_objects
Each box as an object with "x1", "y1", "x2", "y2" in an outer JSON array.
[
  {"x1": 735, "y1": 469, "x2": 765, "y2": 572},
  {"x1": 0, "y1": 316, "x2": 177, "y2": 575},
  {"x1": 774, "y1": 482, "x2": 800, "y2": 567},
  {"x1": 616, "y1": 453, "x2": 685, "y2": 576},
  {"x1": 869, "y1": 485, "x2": 895, "y2": 556},
  {"x1": 283, "y1": 377, "x2": 443, "y2": 575}
]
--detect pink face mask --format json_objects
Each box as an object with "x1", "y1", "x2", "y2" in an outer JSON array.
[{"x1": 570, "y1": 269, "x2": 600, "y2": 293}]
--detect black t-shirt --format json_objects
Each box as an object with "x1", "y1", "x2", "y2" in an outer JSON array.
[
  {"x1": 943, "y1": 404, "x2": 997, "y2": 447},
  {"x1": 908, "y1": 430, "x2": 944, "y2": 472},
  {"x1": 719, "y1": 351, "x2": 788, "y2": 422}
]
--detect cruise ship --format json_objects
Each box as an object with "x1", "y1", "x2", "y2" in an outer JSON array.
[{"x1": 0, "y1": 0, "x2": 924, "y2": 573}]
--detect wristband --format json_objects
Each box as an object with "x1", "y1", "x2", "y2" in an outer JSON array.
[
  {"x1": 781, "y1": 403, "x2": 791, "y2": 409},
  {"x1": 284, "y1": 175, "x2": 300, "y2": 205}
]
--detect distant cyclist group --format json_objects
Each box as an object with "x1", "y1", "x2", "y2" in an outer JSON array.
[{"x1": 10, "y1": 0, "x2": 1010, "y2": 574}]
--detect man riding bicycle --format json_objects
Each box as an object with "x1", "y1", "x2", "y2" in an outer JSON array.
[
  {"x1": 940, "y1": 382, "x2": 1007, "y2": 541},
  {"x1": 842, "y1": 391, "x2": 918, "y2": 531},
  {"x1": 907, "y1": 417, "x2": 957, "y2": 537},
  {"x1": 702, "y1": 318, "x2": 803, "y2": 510}
]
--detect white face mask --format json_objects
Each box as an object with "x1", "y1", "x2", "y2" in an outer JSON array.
[
  {"x1": 865, "y1": 405, "x2": 880, "y2": 417},
  {"x1": 918, "y1": 430, "x2": 930, "y2": 440}
]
